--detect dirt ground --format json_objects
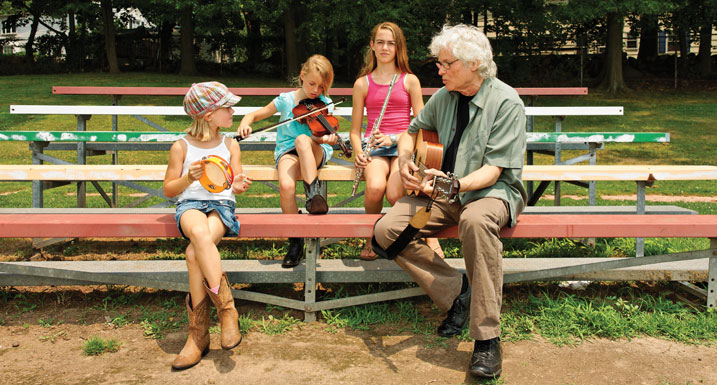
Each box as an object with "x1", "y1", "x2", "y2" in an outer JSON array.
[{"x1": 1, "y1": 296, "x2": 716, "y2": 385}]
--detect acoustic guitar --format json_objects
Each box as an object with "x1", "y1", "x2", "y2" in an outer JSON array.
[{"x1": 406, "y1": 129, "x2": 455, "y2": 200}]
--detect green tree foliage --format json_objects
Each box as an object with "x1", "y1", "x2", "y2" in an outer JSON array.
[{"x1": 3, "y1": 0, "x2": 713, "y2": 87}]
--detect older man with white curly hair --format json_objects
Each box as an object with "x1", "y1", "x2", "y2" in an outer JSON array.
[{"x1": 372, "y1": 24, "x2": 527, "y2": 378}]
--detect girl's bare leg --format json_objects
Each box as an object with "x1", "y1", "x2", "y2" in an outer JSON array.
[
  {"x1": 277, "y1": 154, "x2": 302, "y2": 214},
  {"x1": 364, "y1": 156, "x2": 390, "y2": 214},
  {"x1": 181, "y1": 210, "x2": 227, "y2": 306},
  {"x1": 294, "y1": 134, "x2": 324, "y2": 180}
]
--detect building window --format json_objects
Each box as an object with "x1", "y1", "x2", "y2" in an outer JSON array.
[
  {"x1": 2, "y1": 17, "x2": 17, "y2": 34},
  {"x1": 626, "y1": 30, "x2": 638, "y2": 49}
]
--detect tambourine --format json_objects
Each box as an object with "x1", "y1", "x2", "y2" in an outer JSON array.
[{"x1": 199, "y1": 155, "x2": 233, "y2": 193}]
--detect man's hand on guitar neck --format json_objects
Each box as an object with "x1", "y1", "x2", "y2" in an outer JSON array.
[{"x1": 398, "y1": 155, "x2": 422, "y2": 191}]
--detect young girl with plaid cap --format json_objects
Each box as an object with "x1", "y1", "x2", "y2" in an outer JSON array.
[
  {"x1": 164, "y1": 81, "x2": 252, "y2": 370},
  {"x1": 238, "y1": 54, "x2": 338, "y2": 268}
]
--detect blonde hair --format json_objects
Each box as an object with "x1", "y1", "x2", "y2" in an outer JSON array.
[
  {"x1": 297, "y1": 54, "x2": 334, "y2": 96},
  {"x1": 358, "y1": 22, "x2": 413, "y2": 79},
  {"x1": 184, "y1": 117, "x2": 214, "y2": 142}
]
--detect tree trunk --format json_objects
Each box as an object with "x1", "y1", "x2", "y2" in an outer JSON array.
[
  {"x1": 66, "y1": 11, "x2": 81, "y2": 70},
  {"x1": 697, "y1": 23, "x2": 712, "y2": 77},
  {"x1": 637, "y1": 14, "x2": 658, "y2": 63},
  {"x1": 284, "y1": 8, "x2": 298, "y2": 78},
  {"x1": 598, "y1": 12, "x2": 626, "y2": 93},
  {"x1": 179, "y1": 6, "x2": 197, "y2": 75},
  {"x1": 101, "y1": 0, "x2": 120, "y2": 73},
  {"x1": 244, "y1": 9, "x2": 262, "y2": 68},
  {"x1": 158, "y1": 21, "x2": 174, "y2": 72},
  {"x1": 24, "y1": 15, "x2": 39, "y2": 66},
  {"x1": 676, "y1": 26, "x2": 689, "y2": 73},
  {"x1": 78, "y1": 13, "x2": 87, "y2": 71}
]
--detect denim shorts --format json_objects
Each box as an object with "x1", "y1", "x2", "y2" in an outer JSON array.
[
  {"x1": 174, "y1": 199, "x2": 240, "y2": 240},
  {"x1": 364, "y1": 142, "x2": 398, "y2": 158},
  {"x1": 276, "y1": 148, "x2": 329, "y2": 168}
]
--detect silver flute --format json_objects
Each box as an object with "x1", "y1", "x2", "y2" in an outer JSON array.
[{"x1": 351, "y1": 74, "x2": 398, "y2": 196}]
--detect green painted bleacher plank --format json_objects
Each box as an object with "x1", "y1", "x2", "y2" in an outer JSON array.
[{"x1": 0, "y1": 131, "x2": 670, "y2": 143}]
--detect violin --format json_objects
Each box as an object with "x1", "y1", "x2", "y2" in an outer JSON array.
[{"x1": 292, "y1": 98, "x2": 352, "y2": 158}]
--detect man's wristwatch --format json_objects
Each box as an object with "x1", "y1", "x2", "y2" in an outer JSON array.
[{"x1": 450, "y1": 178, "x2": 461, "y2": 202}]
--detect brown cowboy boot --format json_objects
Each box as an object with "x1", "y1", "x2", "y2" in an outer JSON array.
[
  {"x1": 171, "y1": 294, "x2": 210, "y2": 370},
  {"x1": 203, "y1": 273, "x2": 242, "y2": 349}
]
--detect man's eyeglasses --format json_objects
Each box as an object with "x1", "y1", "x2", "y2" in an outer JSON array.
[{"x1": 435, "y1": 58, "x2": 459, "y2": 70}]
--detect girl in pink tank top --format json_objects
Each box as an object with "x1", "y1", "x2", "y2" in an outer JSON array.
[{"x1": 349, "y1": 22, "x2": 444, "y2": 260}]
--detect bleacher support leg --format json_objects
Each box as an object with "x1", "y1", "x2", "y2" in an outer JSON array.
[
  {"x1": 553, "y1": 116, "x2": 563, "y2": 206},
  {"x1": 304, "y1": 237, "x2": 318, "y2": 322},
  {"x1": 112, "y1": 95, "x2": 121, "y2": 207},
  {"x1": 636, "y1": 181, "x2": 646, "y2": 257},
  {"x1": 588, "y1": 142, "x2": 597, "y2": 206},
  {"x1": 708, "y1": 238, "x2": 716, "y2": 309},
  {"x1": 31, "y1": 142, "x2": 45, "y2": 208},
  {"x1": 76, "y1": 115, "x2": 91, "y2": 208}
]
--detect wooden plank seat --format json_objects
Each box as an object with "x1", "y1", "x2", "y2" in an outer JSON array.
[
  {"x1": 52, "y1": 86, "x2": 589, "y2": 97},
  {"x1": 0, "y1": 257, "x2": 708, "y2": 290},
  {"x1": 0, "y1": 130, "x2": 667, "y2": 164},
  {"x1": 0, "y1": 206, "x2": 699, "y2": 217},
  {"x1": 8, "y1": 104, "x2": 623, "y2": 120},
  {"x1": 2, "y1": 164, "x2": 714, "y2": 183},
  {"x1": 0, "y1": 212, "x2": 715, "y2": 319},
  {"x1": 3, "y1": 212, "x2": 716, "y2": 239},
  {"x1": 1, "y1": 163, "x2": 712, "y2": 224},
  {"x1": 0, "y1": 130, "x2": 666, "y2": 144}
]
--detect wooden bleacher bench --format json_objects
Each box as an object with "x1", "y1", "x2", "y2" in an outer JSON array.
[
  {"x1": 9, "y1": 93, "x2": 621, "y2": 202},
  {"x1": 0, "y1": 129, "x2": 663, "y2": 145},
  {"x1": 51, "y1": 86, "x2": 589, "y2": 97},
  {"x1": 0, "y1": 163, "x2": 713, "y2": 258},
  {"x1": 3, "y1": 164, "x2": 715, "y2": 183},
  {"x1": 8, "y1": 104, "x2": 623, "y2": 120},
  {"x1": 0, "y1": 211, "x2": 715, "y2": 321},
  {"x1": 1, "y1": 163, "x2": 710, "y2": 211},
  {"x1": 0, "y1": 127, "x2": 664, "y2": 209}
]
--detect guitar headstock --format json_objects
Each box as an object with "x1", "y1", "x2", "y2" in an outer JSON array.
[{"x1": 432, "y1": 175, "x2": 457, "y2": 203}]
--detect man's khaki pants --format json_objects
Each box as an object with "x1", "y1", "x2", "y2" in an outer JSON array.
[{"x1": 373, "y1": 195, "x2": 509, "y2": 340}]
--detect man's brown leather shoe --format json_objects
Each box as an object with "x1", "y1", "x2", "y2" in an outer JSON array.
[
  {"x1": 469, "y1": 337, "x2": 502, "y2": 378},
  {"x1": 437, "y1": 275, "x2": 470, "y2": 337}
]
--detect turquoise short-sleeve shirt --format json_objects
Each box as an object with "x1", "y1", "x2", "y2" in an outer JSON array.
[
  {"x1": 407, "y1": 78, "x2": 527, "y2": 227},
  {"x1": 272, "y1": 91, "x2": 334, "y2": 163}
]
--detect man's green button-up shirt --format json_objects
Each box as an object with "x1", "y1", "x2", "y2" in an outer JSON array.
[{"x1": 407, "y1": 77, "x2": 527, "y2": 227}]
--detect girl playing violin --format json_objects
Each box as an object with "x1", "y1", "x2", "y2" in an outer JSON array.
[
  {"x1": 349, "y1": 22, "x2": 444, "y2": 260},
  {"x1": 164, "y1": 82, "x2": 252, "y2": 370},
  {"x1": 238, "y1": 54, "x2": 338, "y2": 268}
]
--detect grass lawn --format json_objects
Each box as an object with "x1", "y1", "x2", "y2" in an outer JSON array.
[{"x1": 0, "y1": 74, "x2": 715, "y2": 346}]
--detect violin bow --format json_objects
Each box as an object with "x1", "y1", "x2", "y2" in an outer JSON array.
[{"x1": 235, "y1": 97, "x2": 346, "y2": 142}]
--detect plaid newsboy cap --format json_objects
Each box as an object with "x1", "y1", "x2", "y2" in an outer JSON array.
[{"x1": 183, "y1": 81, "x2": 241, "y2": 118}]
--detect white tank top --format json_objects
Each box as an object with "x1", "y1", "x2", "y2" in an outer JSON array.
[{"x1": 177, "y1": 136, "x2": 235, "y2": 203}]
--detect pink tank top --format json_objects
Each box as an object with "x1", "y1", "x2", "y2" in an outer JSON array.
[{"x1": 364, "y1": 73, "x2": 411, "y2": 138}]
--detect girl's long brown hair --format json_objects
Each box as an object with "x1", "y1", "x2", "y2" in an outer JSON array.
[{"x1": 357, "y1": 22, "x2": 412, "y2": 79}]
